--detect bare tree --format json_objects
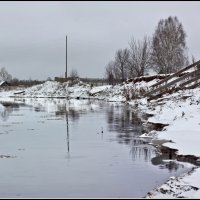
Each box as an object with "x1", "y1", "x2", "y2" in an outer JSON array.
[
  {"x1": 0, "y1": 67, "x2": 12, "y2": 82},
  {"x1": 128, "y1": 36, "x2": 151, "y2": 77},
  {"x1": 191, "y1": 55, "x2": 196, "y2": 64},
  {"x1": 105, "y1": 61, "x2": 115, "y2": 85},
  {"x1": 68, "y1": 69, "x2": 79, "y2": 86},
  {"x1": 69, "y1": 69, "x2": 79, "y2": 80},
  {"x1": 115, "y1": 48, "x2": 130, "y2": 82},
  {"x1": 151, "y1": 16, "x2": 189, "y2": 74},
  {"x1": 46, "y1": 77, "x2": 52, "y2": 81}
]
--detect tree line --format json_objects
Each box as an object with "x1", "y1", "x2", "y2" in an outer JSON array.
[
  {"x1": 0, "y1": 67, "x2": 44, "y2": 86},
  {"x1": 105, "y1": 16, "x2": 192, "y2": 84},
  {"x1": 0, "y1": 16, "x2": 195, "y2": 86}
]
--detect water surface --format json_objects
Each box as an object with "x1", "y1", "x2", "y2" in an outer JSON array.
[{"x1": 0, "y1": 98, "x2": 192, "y2": 198}]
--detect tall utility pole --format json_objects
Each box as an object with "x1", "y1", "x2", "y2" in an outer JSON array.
[{"x1": 65, "y1": 35, "x2": 67, "y2": 79}]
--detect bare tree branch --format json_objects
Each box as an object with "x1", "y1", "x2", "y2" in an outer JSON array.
[
  {"x1": 0, "y1": 67, "x2": 12, "y2": 82},
  {"x1": 151, "y1": 16, "x2": 188, "y2": 74},
  {"x1": 128, "y1": 36, "x2": 151, "y2": 77},
  {"x1": 115, "y1": 48, "x2": 130, "y2": 82}
]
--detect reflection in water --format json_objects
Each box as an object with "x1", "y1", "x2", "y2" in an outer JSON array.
[
  {"x1": 107, "y1": 104, "x2": 156, "y2": 162},
  {"x1": 0, "y1": 98, "x2": 194, "y2": 198},
  {"x1": 160, "y1": 161, "x2": 184, "y2": 171},
  {"x1": 47, "y1": 100, "x2": 157, "y2": 164},
  {"x1": 55, "y1": 100, "x2": 98, "y2": 121},
  {"x1": 0, "y1": 99, "x2": 190, "y2": 175},
  {"x1": 0, "y1": 102, "x2": 22, "y2": 121},
  {"x1": 130, "y1": 139, "x2": 155, "y2": 162},
  {"x1": 106, "y1": 103, "x2": 187, "y2": 172},
  {"x1": 107, "y1": 104, "x2": 144, "y2": 135},
  {"x1": 54, "y1": 103, "x2": 71, "y2": 157},
  {"x1": 66, "y1": 109, "x2": 70, "y2": 158},
  {"x1": 151, "y1": 153, "x2": 185, "y2": 172},
  {"x1": 0, "y1": 106, "x2": 13, "y2": 121},
  {"x1": 56, "y1": 108, "x2": 81, "y2": 121},
  {"x1": 150, "y1": 146, "x2": 185, "y2": 172}
]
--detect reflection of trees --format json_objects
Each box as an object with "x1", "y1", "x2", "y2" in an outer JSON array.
[
  {"x1": 106, "y1": 104, "x2": 186, "y2": 167},
  {"x1": 55, "y1": 100, "x2": 102, "y2": 122},
  {"x1": 130, "y1": 139, "x2": 156, "y2": 162},
  {"x1": 151, "y1": 150, "x2": 184, "y2": 172},
  {"x1": 34, "y1": 106, "x2": 45, "y2": 112},
  {"x1": 0, "y1": 102, "x2": 20, "y2": 121},
  {"x1": 107, "y1": 104, "x2": 186, "y2": 172},
  {"x1": 0, "y1": 106, "x2": 13, "y2": 121},
  {"x1": 55, "y1": 106, "x2": 82, "y2": 122},
  {"x1": 107, "y1": 104, "x2": 156, "y2": 162},
  {"x1": 107, "y1": 105, "x2": 145, "y2": 141},
  {"x1": 160, "y1": 161, "x2": 184, "y2": 172},
  {"x1": 107, "y1": 105, "x2": 144, "y2": 134}
]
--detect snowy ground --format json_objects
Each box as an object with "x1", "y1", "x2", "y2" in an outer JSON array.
[
  {"x1": 0, "y1": 79, "x2": 200, "y2": 198},
  {"x1": 146, "y1": 166, "x2": 200, "y2": 198},
  {"x1": 130, "y1": 87, "x2": 200, "y2": 198}
]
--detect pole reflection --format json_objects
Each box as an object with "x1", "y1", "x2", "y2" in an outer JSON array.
[
  {"x1": 66, "y1": 108, "x2": 70, "y2": 158},
  {"x1": 0, "y1": 99, "x2": 188, "y2": 172}
]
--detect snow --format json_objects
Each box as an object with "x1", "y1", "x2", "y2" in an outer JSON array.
[
  {"x1": 0, "y1": 79, "x2": 200, "y2": 198},
  {"x1": 135, "y1": 88, "x2": 200, "y2": 198},
  {"x1": 0, "y1": 81, "x2": 5, "y2": 86},
  {"x1": 146, "y1": 167, "x2": 200, "y2": 198},
  {"x1": 142, "y1": 91, "x2": 200, "y2": 156},
  {"x1": 89, "y1": 85, "x2": 112, "y2": 95},
  {"x1": 0, "y1": 81, "x2": 129, "y2": 101}
]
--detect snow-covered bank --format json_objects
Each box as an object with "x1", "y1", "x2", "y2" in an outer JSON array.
[
  {"x1": 132, "y1": 88, "x2": 200, "y2": 198},
  {"x1": 0, "y1": 79, "x2": 200, "y2": 198},
  {"x1": 146, "y1": 166, "x2": 200, "y2": 198},
  {"x1": 0, "y1": 80, "x2": 154, "y2": 102},
  {"x1": 136, "y1": 87, "x2": 200, "y2": 158}
]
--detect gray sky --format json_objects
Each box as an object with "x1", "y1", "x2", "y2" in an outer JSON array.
[{"x1": 0, "y1": 1, "x2": 200, "y2": 80}]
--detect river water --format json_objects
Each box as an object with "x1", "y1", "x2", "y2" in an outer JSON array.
[{"x1": 0, "y1": 98, "x2": 192, "y2": 198}]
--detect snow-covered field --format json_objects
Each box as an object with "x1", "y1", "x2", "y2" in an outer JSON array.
[{"x1": 0, "y1": 79, "x2": 200, "y2": 198}]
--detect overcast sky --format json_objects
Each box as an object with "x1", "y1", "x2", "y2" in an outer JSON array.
[{"x1": 0, "y1": 1, "x2": 200, "y2": 80}]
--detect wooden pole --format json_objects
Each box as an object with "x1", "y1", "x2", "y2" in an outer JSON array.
[{"x1": 65, "y1": 35, "x2": 67, "y2": 79}]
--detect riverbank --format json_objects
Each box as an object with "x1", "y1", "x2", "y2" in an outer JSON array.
[
  {"x1": 0, "y1": 79, "x2": 200, "y2": 198},
  {"x1": 129, "y1": 87, "x2": 200, "y2": 198}
]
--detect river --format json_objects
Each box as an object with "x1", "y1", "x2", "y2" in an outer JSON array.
[{"x1": 0, "y1": 98, "x2": 192, "y2": 198}]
